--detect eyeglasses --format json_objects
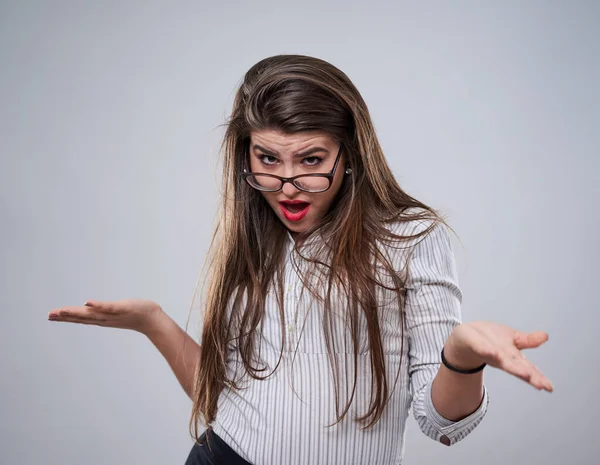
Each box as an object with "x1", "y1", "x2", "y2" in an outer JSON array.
[{"x1": 241, "y1": 144, "x2": 343, "y2": 193}]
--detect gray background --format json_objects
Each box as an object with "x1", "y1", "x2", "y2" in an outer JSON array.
[{"x1": 1, "y1": 1, "x2": 598, "y2": 464}]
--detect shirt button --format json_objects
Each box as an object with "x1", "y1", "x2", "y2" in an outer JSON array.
[
  {"x1": 287, "y1": 324, "x2": 296, "y2": 333},
  {"x1": 439, "y1": 435, "x2": 451, "y2": 446}
]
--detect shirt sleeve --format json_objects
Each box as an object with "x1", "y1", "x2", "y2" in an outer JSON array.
[{"x1": 403, "y1": 219, "x2": 489, "y2": 446}]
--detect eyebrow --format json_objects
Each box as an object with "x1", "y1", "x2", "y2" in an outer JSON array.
[{"x1": 251, "y1": 144, "x2": 330, "y2": 158}]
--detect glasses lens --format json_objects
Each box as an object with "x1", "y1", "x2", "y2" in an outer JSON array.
[
  {"x1": 246, "y1": 174, "x2": 282, "y2": 191},
  {"x1": 294, "y1": 176, "x2": 330, "y2": 193}
]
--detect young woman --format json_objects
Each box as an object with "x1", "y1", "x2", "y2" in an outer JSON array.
[{"x1": 48, "y1": 54, "x2": 553, "y2": 465}]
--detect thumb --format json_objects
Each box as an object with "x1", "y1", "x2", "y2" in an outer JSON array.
[{"x1": 514, "y1": 331, "x2": 549, "y2": 350}]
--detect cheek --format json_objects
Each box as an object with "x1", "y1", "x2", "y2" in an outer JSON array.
[
  {"x1": 261, "y1": 191, "x2": 278, "y2": 208},
  {"x1": 320, "y1": 175, "x2": 347, "y2": 213},
  {"x1": 311, "y1": 182, "x2": 344, "y2": 214}
]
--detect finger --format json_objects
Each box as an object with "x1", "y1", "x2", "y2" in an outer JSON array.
[
  {"x1": 84, "y1": 300, "x2": 106, "y2": 308},
  {"x1": 497, "y1": 349, "x2": 536, "y2": 382},
  {"x1": 528, "y1": 362, "x2": 554, "y2": 392},
  {"x1": 48, "y1": 308, "x2": 65, "y2": 318},
  {"x1": 84, "y1": 300, "x2": 121, "y2": 315},
  {"x1": 48, "y1": 314, "x2": 108, "y2": 326},
  {"x1": 83, "y1": 300, "x2": 109, "y2": 308},
  {"x1": 500, "y1": 351, "x2": 553, "y2": 392},
  {"x1": 526, "y1": 365, "x2": 553, "y2": 392},
  {"x1": 514, "y1": 331, "x2": 548, "y2": 350},
  {"x1": 48, "y1": 306, "x2": 98, "y2": 320},
  {"x1": 500, "y1": 351, "x2": 532, "y2": 381},
  {"x1": 48, "y1": 307, "x2": 78, "y2": 318}
]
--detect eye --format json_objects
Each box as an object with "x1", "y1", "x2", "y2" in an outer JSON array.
[
  {"x1": 303, "y1": 156, "x2": 323, "y2": 166},
  {"x1": 258, "y1": 154, "x2": 278, "y2": 166}
]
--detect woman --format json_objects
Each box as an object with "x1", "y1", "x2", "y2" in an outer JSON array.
[{"x1": 48, "y1": 54, "x2": 553, "y2": 465}]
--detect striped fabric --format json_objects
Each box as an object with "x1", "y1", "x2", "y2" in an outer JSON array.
[{"x1": 210, "y1": 216, "x2": 489, "y2": 464}]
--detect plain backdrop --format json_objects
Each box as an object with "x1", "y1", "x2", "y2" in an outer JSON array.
[{"x1": 1, "y1": 1, "x2": 598, "y2": 464}]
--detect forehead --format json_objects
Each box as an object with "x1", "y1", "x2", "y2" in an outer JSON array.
[{"x1": 250, "y1": 129, "x2": 336, "y2": 153}]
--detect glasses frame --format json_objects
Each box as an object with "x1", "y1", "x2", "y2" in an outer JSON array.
[{"x1": 240, "y1": 143, "x2": 344, "y2": 193}]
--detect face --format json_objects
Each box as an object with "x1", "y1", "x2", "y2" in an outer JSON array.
[{"x1": 247, "y1": 129, "x2": 347, "y2": 234}]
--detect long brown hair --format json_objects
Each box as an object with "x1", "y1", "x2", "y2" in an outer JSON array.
[{"x1": 190, "y1": 54, "x2": 445, "y2": 440}]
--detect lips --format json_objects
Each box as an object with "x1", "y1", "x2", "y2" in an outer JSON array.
[{"x1": 279, "y1": 200, "x2": 310, "y2": 222}]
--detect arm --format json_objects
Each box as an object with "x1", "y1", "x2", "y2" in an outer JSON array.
[
  {"x1": 404, "y1": 220, "x2": 552, "y2": 446},
  {"x1": 144, "y1": 308, "x2": 201, "y2": 400},
  {"x1": 403, "y1": 221, "x2": 488, "y2": 446},
  {"x1": 430, "y1": 350, "x2": 484, "y2": 422},
  {"x1": 48, "y1": 299, "x2": 201, "y2": 401}
]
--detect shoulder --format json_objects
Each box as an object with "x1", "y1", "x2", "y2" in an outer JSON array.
[
  {"x1": 378, "y1": 207, "x2": 458, "y2": 273},
  {"x1": 383, "y1": 207, "x2": 450, "y2": 243}
]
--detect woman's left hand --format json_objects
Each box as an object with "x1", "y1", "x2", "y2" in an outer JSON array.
[{"x1": 444, "y1": 321, "x2": 554, "y2": 392}]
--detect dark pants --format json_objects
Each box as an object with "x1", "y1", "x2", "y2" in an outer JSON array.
[{"x1": 185, "y1": 429, "x2": 252, "y2": 465}]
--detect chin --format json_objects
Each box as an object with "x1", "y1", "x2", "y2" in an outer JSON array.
[
  {"x1": 281, "y1": 217, "x2": 313, "y2": 234},
  {"x1": 285, "y1": 222, "x2": 308, "y2": 233}
]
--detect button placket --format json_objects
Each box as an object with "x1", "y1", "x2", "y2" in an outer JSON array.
[
  {"x1": 283, "y1": 264, "x2": 295, "y2": 352},
  {"x1": 283, "y1": 262, "x2": 303, "y2": 352}
]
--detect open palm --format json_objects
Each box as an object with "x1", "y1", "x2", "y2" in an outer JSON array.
[
  {"x1": 447, "y1": 321, "x2": 553, "y2": 392},
  {"x1": 48, "y1": 299, "x2": 162, "y2": 333}
]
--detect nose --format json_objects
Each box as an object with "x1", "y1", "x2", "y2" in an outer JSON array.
[{"x1": 281, "y1": 179, "x2": 300, "y2": 197}]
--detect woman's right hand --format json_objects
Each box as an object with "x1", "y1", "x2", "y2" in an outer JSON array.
[{"x1": 48, "y1": 299, "x2": 163, "y2": 335}]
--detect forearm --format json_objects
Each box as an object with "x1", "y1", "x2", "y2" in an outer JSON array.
[
  {"x1": 431, "y1": 360, "x2": 484, "y2": 421},
  {"x1": 143, "y1": 308, "x2": 201, "y2": 400}
]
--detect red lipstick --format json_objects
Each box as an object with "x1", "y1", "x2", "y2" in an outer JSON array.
[{"x1": 279, "y1": 200, "x2": 310, "y2": 222}]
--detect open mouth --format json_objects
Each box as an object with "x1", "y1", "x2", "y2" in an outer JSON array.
[
  {"x1": 279, "y1": 201, "x2": 311, "y2": 222},
  {"x1": 281, "y1": 201, "x2": 309, "y2": 213}
]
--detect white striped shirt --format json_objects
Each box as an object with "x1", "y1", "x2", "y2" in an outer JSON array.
[{"x1": 211, "y1": 216, "x2": 489, "y2": 464}]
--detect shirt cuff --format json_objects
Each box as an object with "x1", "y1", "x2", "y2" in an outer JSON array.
[{"x1": 423, "y1": 380, "x2": 489, "y2": 446}]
